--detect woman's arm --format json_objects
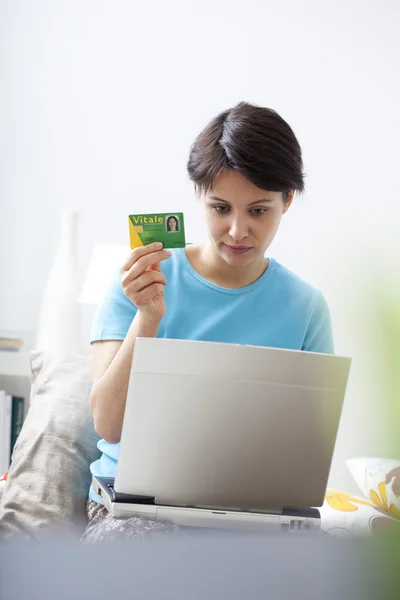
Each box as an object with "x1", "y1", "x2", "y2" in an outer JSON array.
[
  {"x1": 302, "y1": 291, "x2": 334, "y2": 354},
  {"x1": 89, "y1": 242, "x2": 171, "y2": 443},
  {"x1": 89, "y1": 312, "x2": 161, "y2": 444}
]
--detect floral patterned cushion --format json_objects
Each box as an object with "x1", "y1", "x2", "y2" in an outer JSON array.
[
  {"x1": 347, "y1": 457, "x2": 400, "y2": 520},
  {"x1": 318, "y1": 458, "x2": 400, "y2": 537},
  {"x1": 320, "y1": 488, "x2": 400, "y2": 536}
]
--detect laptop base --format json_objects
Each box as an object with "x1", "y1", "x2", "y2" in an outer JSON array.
[{"x1": 93, "y1": 476, "x2": 321, "y2": 534}]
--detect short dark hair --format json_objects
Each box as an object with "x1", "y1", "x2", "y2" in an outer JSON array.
[{"x1": 187, "y1": 102, "x2": 305, "y2": 200}]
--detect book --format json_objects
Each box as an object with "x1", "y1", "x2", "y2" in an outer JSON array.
[
  {"x1": 4, "y1": 394, "x2": 11, "y2": 470},
  {"x1": 0, "y1": 390, "x2": 12, "y2": 474},
  {"x1": 10, "y1": 396, "x2": 24, "y2": 463},
  {"x1": 0, "y1": 335, "x2": 24, "y2": 351},
  {"x1": 0, "y1": 392, "x2": 25, "y2": 473},
  {"x1": 0, "y1": 347, "x2": 21, "y2": 352},
  {"x1": 0, "y1": 390, "x2": 4, "y2": 473}
]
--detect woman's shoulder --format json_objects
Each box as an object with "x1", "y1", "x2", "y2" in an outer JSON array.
[{"x1": 270, "y1": 258, "x2": 324, "y2": 301}]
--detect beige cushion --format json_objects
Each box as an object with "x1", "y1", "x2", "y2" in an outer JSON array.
[{"x1": 0, "y1": 351, "x2": 101, "y2": 540}]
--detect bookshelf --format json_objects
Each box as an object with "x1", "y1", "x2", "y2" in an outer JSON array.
[{"x1": 0, "y1": 352, "x2": 31, "y2": 417}]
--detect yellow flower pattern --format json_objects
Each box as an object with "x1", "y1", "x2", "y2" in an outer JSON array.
[
  {"x1": 370, "y1": 481, "x2": 400, "y2": 520},
  {"x1": 325, "y1": 489, "x2": 373, "y2": 512},
  {"x1": 325, "y1": 481, "x2": 400, "y2": 522}
]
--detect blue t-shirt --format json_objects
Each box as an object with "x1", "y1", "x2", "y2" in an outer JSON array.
[{"x1": 89, "y1": 247, "x2": 334, "y2": 502}]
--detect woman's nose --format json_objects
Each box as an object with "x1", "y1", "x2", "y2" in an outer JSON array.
[{"x1": 228, "y1": 217, "x2": 248, "y2": 241}]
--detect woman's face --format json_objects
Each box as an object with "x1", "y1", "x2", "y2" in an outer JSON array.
[
  {"x1": 169, "y1": 218, "x2": 177, "y2": 231},
  {"x1": 198, "y1": 170, "x2": 293, "y2": 268}
]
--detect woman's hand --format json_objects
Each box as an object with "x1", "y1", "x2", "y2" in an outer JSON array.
[{"x1": 120, "y1": 242, "x2": 171, "y2": 322}]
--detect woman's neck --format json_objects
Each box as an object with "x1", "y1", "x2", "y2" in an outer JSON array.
[{"x1": 185, "y1": 243, "x2": 269, "y2": 289}]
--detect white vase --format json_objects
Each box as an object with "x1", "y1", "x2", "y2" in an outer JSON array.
[{"x1": 36, "y1": 210, "x2": 83, "y2": 354}]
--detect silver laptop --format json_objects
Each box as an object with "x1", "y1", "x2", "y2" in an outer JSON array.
[{"x1": 93, "y1": 338, "x2": 351, "y2": 534}]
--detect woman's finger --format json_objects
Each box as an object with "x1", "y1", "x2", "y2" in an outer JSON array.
[
  {"x1": 126, "y1": 249, "x2": 171, "y2": 279},
  {"x1": 121, "y1": 242, "x2": 164, "y2": 272},
  {"x1": 124, "y1": 270, "x2": 167, "y2": 295}
]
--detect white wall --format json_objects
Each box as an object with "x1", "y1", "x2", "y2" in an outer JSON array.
[{"x1": 1, "y1": 0, "x2": 399, "y2": 492}]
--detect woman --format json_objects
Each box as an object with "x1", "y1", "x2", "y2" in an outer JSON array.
[
  {"x1": 81, "y1": 101, "x2": 334, "y2": 543},
  {"x1": 167, "y1": 216, "x2": 179, "y2": 231}
]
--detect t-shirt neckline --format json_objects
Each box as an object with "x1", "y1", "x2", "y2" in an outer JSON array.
[{"x1": 177, "y1": 247, "x2": 276, "y2": 295}]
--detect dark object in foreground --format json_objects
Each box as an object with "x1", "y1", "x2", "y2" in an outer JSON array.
[{"x1": 1, "y1": 528, "x2": 398, "y2": 600}]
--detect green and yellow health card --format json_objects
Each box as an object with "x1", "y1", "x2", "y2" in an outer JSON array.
[{"x1": 128, "y1": 212, "x2": 186, "y2": 249}]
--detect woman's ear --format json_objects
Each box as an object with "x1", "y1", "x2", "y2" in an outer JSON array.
[{"x1": 282, "y1": 190, "x2": 295, "y2": 214}]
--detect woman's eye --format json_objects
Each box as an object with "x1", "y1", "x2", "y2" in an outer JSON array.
[
  {"x1": 250, "y1": 208, "x2": 268, "y2": 216},
  {"x1": 212, "y1": 205, "x2": 230, "y2": 213},
  {"x1": 210, "y1": 205, "x2": 267, "y2": 215}
]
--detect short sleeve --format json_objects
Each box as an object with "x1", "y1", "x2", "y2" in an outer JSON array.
[
  {"x1": 90, "y1": 269, "x2": 137, "y2": 344},
  {"x1": 302, "y1": 291, "x2": 334, "y2": 354}
]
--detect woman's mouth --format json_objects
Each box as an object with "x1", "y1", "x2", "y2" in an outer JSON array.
[{"x1": 224, "y1": 244, "x2": 253, "y2": 255}]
